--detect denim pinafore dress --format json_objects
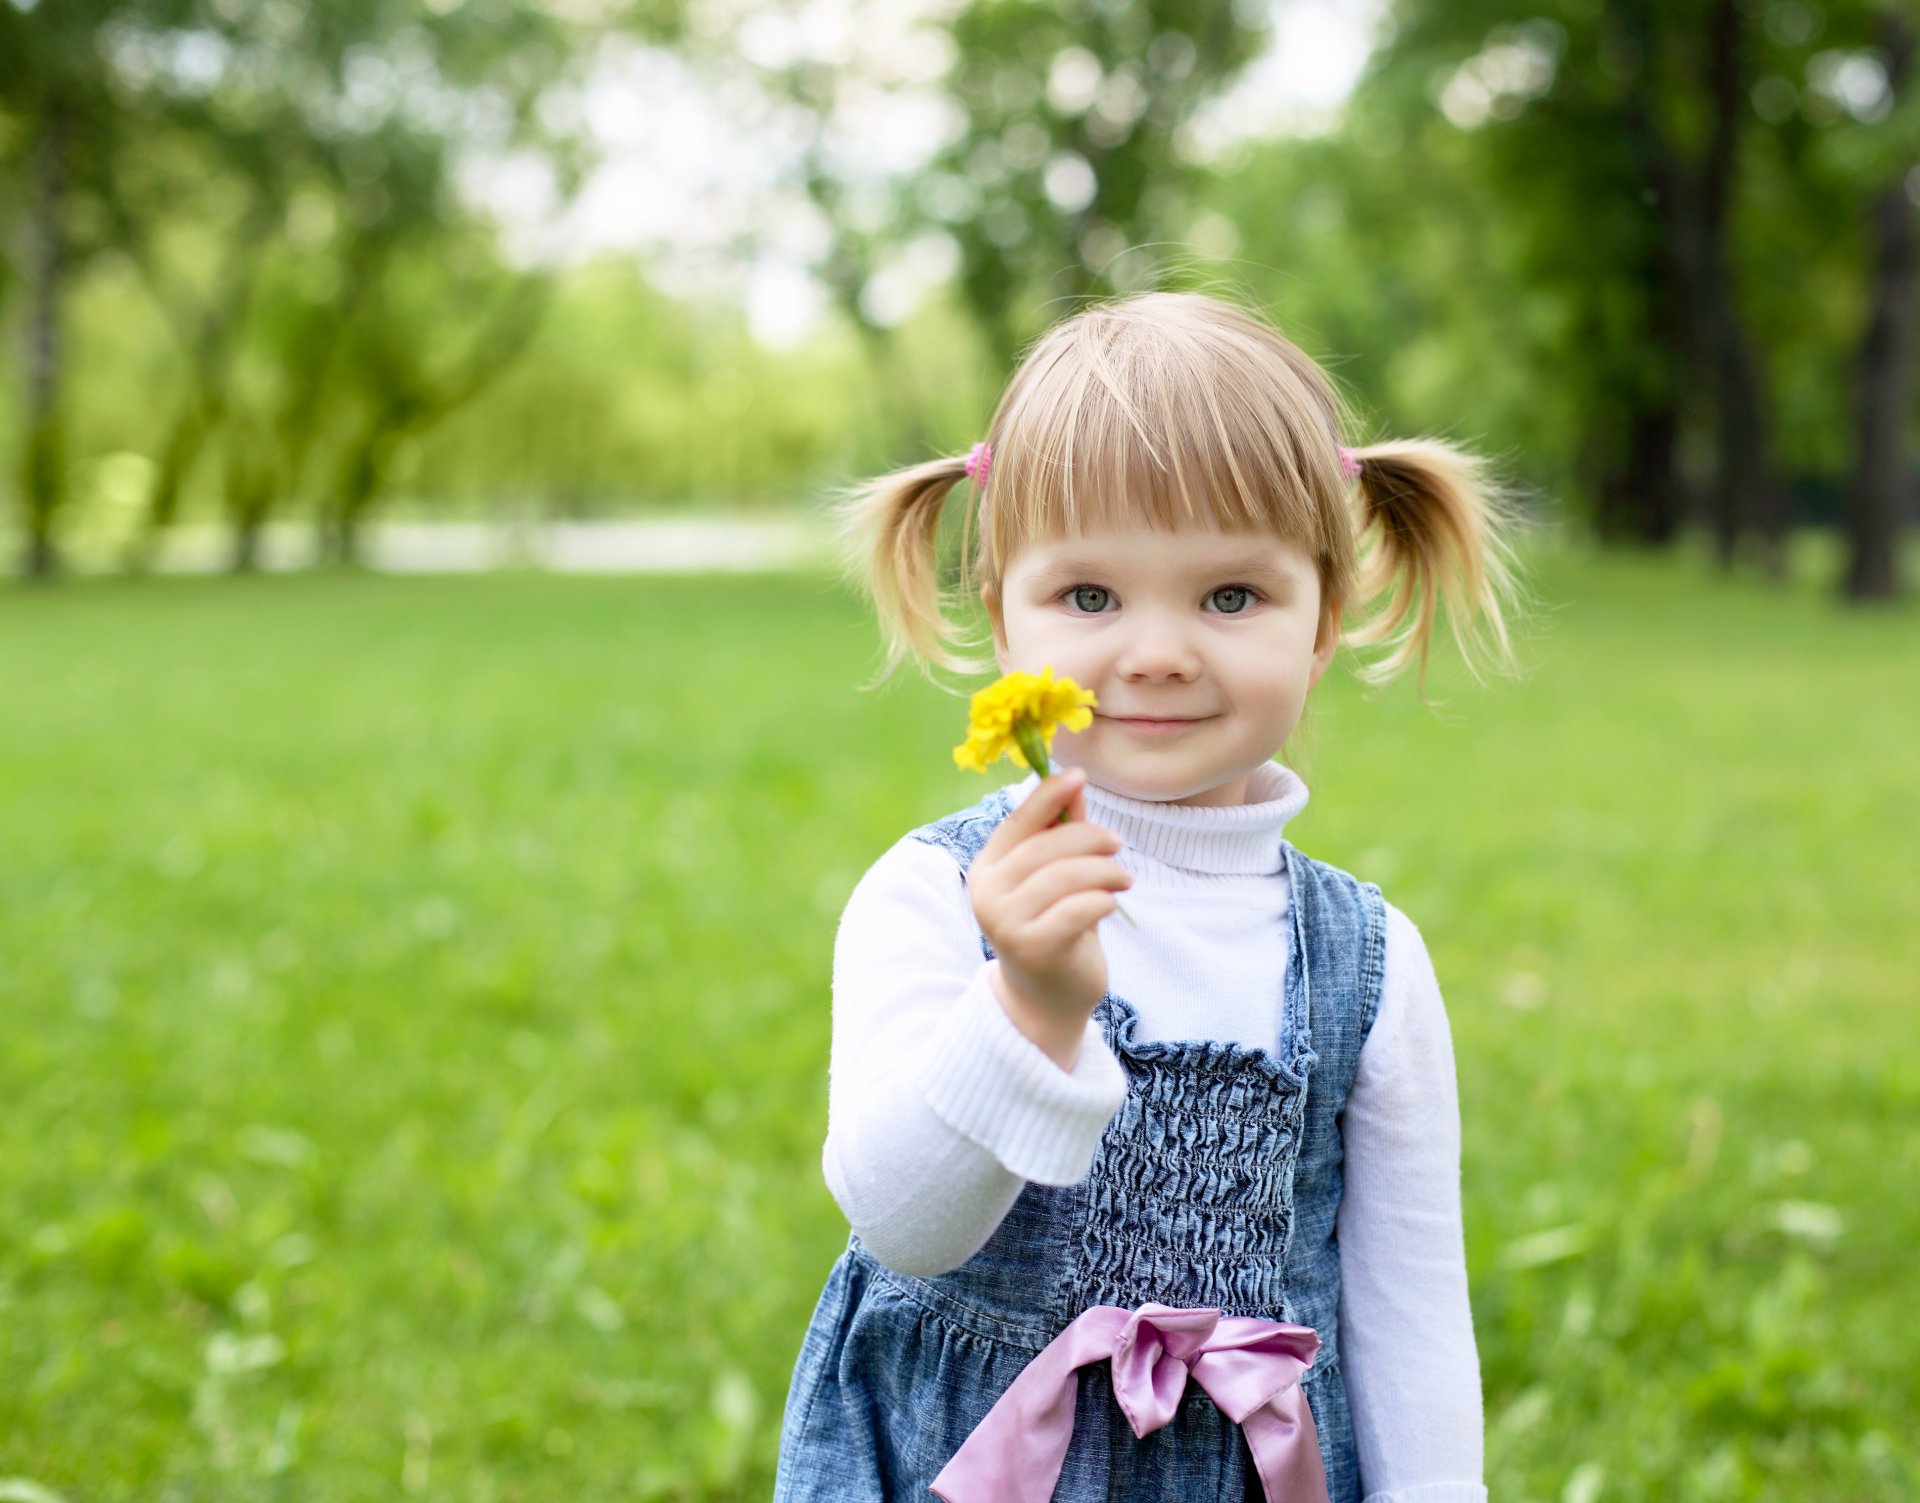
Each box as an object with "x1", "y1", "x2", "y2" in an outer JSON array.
[{"x1": 775, "y1": 783, "x2": 1385, "y2": 1502}]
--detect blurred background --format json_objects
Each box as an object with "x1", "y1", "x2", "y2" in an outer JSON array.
[{"x1": 1, "y1": 0, "x2": 1915, "y2": 1499}]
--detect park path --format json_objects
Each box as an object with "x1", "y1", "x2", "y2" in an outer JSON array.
[{"x1": 131, "y1": 515, "x2": 837, "y2": 575}]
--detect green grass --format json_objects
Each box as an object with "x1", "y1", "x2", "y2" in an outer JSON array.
[{"x1": 1, "y1": 532, "x2": 1915, "y2": 1500}]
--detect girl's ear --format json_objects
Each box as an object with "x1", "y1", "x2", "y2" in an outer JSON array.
[
  {"x1": 1307, "y1": 597, "x2": 1342, "y2": 692},
  {"x1": 981, "y1": 582, "x2": 1011, "y2": 672}
]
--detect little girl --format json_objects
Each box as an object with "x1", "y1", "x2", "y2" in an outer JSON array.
[{"x1": 774, "y1": 290, "x2": 1532, "y2": 1502}]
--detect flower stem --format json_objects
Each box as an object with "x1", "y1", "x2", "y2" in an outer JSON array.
[{"x1": 1014, "y1": 719, "x2": 1137, "y2": 929}]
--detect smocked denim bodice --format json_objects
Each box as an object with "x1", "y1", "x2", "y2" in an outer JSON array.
[{"x1": 776, "y1": 782, "x2": 1386, "y2": 1501}]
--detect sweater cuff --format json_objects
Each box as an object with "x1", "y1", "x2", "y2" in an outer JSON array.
[
  {"x1": 1362, "y1": 1485, "x2": 1487, "y2": 1503},
  {"x1": 918, "y1": 964, "x2": 1128, "y2": 1186}
]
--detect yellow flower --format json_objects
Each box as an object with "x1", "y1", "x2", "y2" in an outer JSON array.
[
  {"x1": 951, "y1": 666, "x2": 1134, "y2": 928},
  {"x1": 952, "y1": 667, "x2": 1098, "y2": 775}
]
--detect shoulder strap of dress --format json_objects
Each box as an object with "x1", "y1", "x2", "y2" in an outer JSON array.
[
  {"x1": 904, "y1": 785, "x2": 1017, "y2": 875},
  {"x1": 1285, "y1": 843, "x2": 1390, "y2": 1044}
]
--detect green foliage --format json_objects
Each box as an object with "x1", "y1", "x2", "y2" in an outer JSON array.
[
  {"x1": 1290, "y1": 0, "x2": 1920, "y2": 510},
  {"x1": 1, "y1": 533, "x2": 1916, "y2": 1497},
  {"x1": 0, "y1": 0, "x2": 606, "y2": 566},
  {"x1": 402, "y1": 258, "x2": 953, "y2": 516},
  {"x1": 1200, "y1": 125, "x2": 1566, "y2": 488},
  {"x1": 923, "y1": 0, "x2": 1269, "y2": 358},
  {"x1": 0, "y1": 0, "x2": 1912, "y2": 568}
]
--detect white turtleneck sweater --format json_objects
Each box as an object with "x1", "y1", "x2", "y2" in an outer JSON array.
[{"x1": 822, "y1": 761, "x2": 1485, "y2": 1503}]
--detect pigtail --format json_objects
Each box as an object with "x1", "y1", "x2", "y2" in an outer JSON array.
[
  {"x1": 825, "y1": 454, "x2": 994, "y2": 691},
  {"x1": 1340, "y1": 437, "x2": 1538, "y2": 699}
]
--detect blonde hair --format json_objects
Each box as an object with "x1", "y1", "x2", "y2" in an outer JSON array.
[{"x1": 826, "y1": 290, "x2": 1537, "y2": 703}]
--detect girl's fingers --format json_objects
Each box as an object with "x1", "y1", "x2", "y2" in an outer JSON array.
[
  {"x1": 990, "y1": 820, "x2": 1121, "y2": 889},
  {"x1": 1036, "y1": 767, "x2": 1085, "y2": 826},
  {"x1": 980, "y1": 769, "x2": 1081, "y2": 859},
  {"x1": 1062, "y1": 769, "x2": 1087, "y2": 824},
  {"x1": 1030, "y1": 766, "x2": 1081, "y2": 802},
  {"x1": 1027, "y1": 890, "x2": 1120, "y2": 946},
  {"x1": 1009, "y1": 856, "x2": 1133, "y2": 921}
]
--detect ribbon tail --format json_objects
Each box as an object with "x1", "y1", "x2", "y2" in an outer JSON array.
[
  {"x1": 928, "y1": 1313, "x2": 1117, "y2": 1503},
  {"x1": 1237, "y1": 1382, "x2": 1330, "y2": 1503}
]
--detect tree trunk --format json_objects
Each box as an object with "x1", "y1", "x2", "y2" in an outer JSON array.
[
  {"x1": 123, "y1": 406, "x2": 209, "y2": 575},
  {"x1": 1708, "y1": 305, "x2": 1781, "y2": 575},
  {"x1": 1612, "y1": 0, "x2": 1767, "y2": 560},
  {"x1": 20, "y1": 107, "x2": 68, "y2": 581},
  {"x1": 231, "y1": 518, "x2": 261, "y2": 573},
  {"x1": 1842, "y1": 10, "x2": 1915, "y2": 602},
  {"x1": 1699, "y1": 0, "x2": 1786, "y2": 576},
  {"x1": 1598, "y1": 89, "x2": 1688, "y2": 553},
  {"x1": 1635, "y1": 211, "x2": 1687, "y2": 549},
  {"x1": 1631, "y1": 0, "x2": 1784, "y2": 573},
  {"x1": 226, "y1": 451, "x2": 276, "y2": 574},
  {"x1": 1597, "y1": 402, "x2": 1683, "y2": 546},
  {"x1": 325, "y1": 429, "x2": 387, "y2": 568}
]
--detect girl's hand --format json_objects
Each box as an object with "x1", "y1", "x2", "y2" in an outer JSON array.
[{"x1": 968, "y1": 767, "x2": 1133, "y2": 1068}]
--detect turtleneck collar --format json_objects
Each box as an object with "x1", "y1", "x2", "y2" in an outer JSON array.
[{"x1": 1004, "y1": 760, "x2": 1309, "y2": 877}]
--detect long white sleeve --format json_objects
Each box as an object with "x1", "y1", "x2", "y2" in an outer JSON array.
[
  {"x1": 1338, "y1": 903, "x2": 1486, "y2": 1503},
  {"x1": 822, "y1": 836, "x2": 1129, "y2": 1277}
]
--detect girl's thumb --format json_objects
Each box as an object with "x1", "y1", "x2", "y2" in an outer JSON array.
[{"x1": 1053, "y1": 765, "x2": 1084, "y2": 822}]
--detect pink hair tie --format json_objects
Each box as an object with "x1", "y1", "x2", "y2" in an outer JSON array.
[
  {"x1": 965, "y1": 441, "x2": 992, "y2": 489},
  {"x1": 1336, "y1": 446, "x2": 1362, "y2": 482}
]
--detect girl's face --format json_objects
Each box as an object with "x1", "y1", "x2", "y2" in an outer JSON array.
[{"x1": 983, "y1": 522, "x2": 1339, "y2": 808}]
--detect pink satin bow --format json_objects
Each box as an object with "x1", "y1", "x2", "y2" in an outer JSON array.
[{"x1": 928, "y1": 1301, "x2": 1328, "y2": 1503}]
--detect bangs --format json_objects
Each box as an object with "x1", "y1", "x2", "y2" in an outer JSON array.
[{"x1": 976, "y1": 298, "x2": 1349, "y2": 576}]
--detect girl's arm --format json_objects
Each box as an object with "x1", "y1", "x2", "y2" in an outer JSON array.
[
  {"x1": 1336, "y1": 902, "x2": 1487, "y2": 1503},
  {"x1": 822, "y1": 835, "x2": 1129, "y2": 1277}
]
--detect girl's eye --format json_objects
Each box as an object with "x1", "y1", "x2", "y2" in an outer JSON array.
[
  {"x1": 1057, "y1": 584, "x2": 1263, "y2": 614},
  {"x1": 1208, "y1": 586, "x2": 1258, "y2": 615}
]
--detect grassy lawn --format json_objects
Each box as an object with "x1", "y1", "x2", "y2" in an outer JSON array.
[{"x1": 1, "y1": 532, "x2": 1915, "y2": 1500}]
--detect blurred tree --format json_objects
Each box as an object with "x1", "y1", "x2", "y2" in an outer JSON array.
[
  {"x1": 929, "y1": 0, "x2": 1266, "y2": 365},
  {"x1": 1836, "y1": 5, "x2": 1915, "y2": 601},
  {"x1": 97, "y1": 56, "x2": 324, "y2": 574},
  {"x1": 1655, "y1": 0, "x2": 1793, "y2": 574},
  {"x1": 403, "y1": 255, "x2": 872, "y2": 517},
  {"x1": 124, "y1": 0, "x2": 593, "y2": 573},
  {"x1": 1364, "y1": 0, "x2": 1792, "y2": 563},
  {"x1": 674, "y1": 0, "x2": 962, "y2": 455},
  {"x1": 0, "y1": 0, "x2": 674, "y2": 577},
  {"x1": 1326, "y1": 0, "x2": 1916, "y2": 579},
  {"x1": 0, "y1": 0, "x2": 195, "y2": 578},
  {"x1": 4, "y1": 0, "x2": 1906, "y2": 576},
  {"x1": 698, "y1": 0, "x2": 1268, "y2": 452},
  {"x1": 319, "y1": 200, "x2": 550, "y2": 566}
]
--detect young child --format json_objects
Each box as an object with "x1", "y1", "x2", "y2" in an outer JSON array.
[{"x1": 774, "y1": 290, "x2": 1532, "y2": 1502}]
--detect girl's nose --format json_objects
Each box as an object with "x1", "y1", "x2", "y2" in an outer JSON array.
[{"x1": 1116, "y1": 620, "x2": 1203, "y2": 681}]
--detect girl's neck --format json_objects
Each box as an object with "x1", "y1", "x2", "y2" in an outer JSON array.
[{"x1": 1008, "y1": 762, "x2": 1309, "y2": 877}]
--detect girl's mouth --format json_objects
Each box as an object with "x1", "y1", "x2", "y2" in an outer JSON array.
[{"x1": 1104, "y1": 715, "x2": 1213, "y2": 735}]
